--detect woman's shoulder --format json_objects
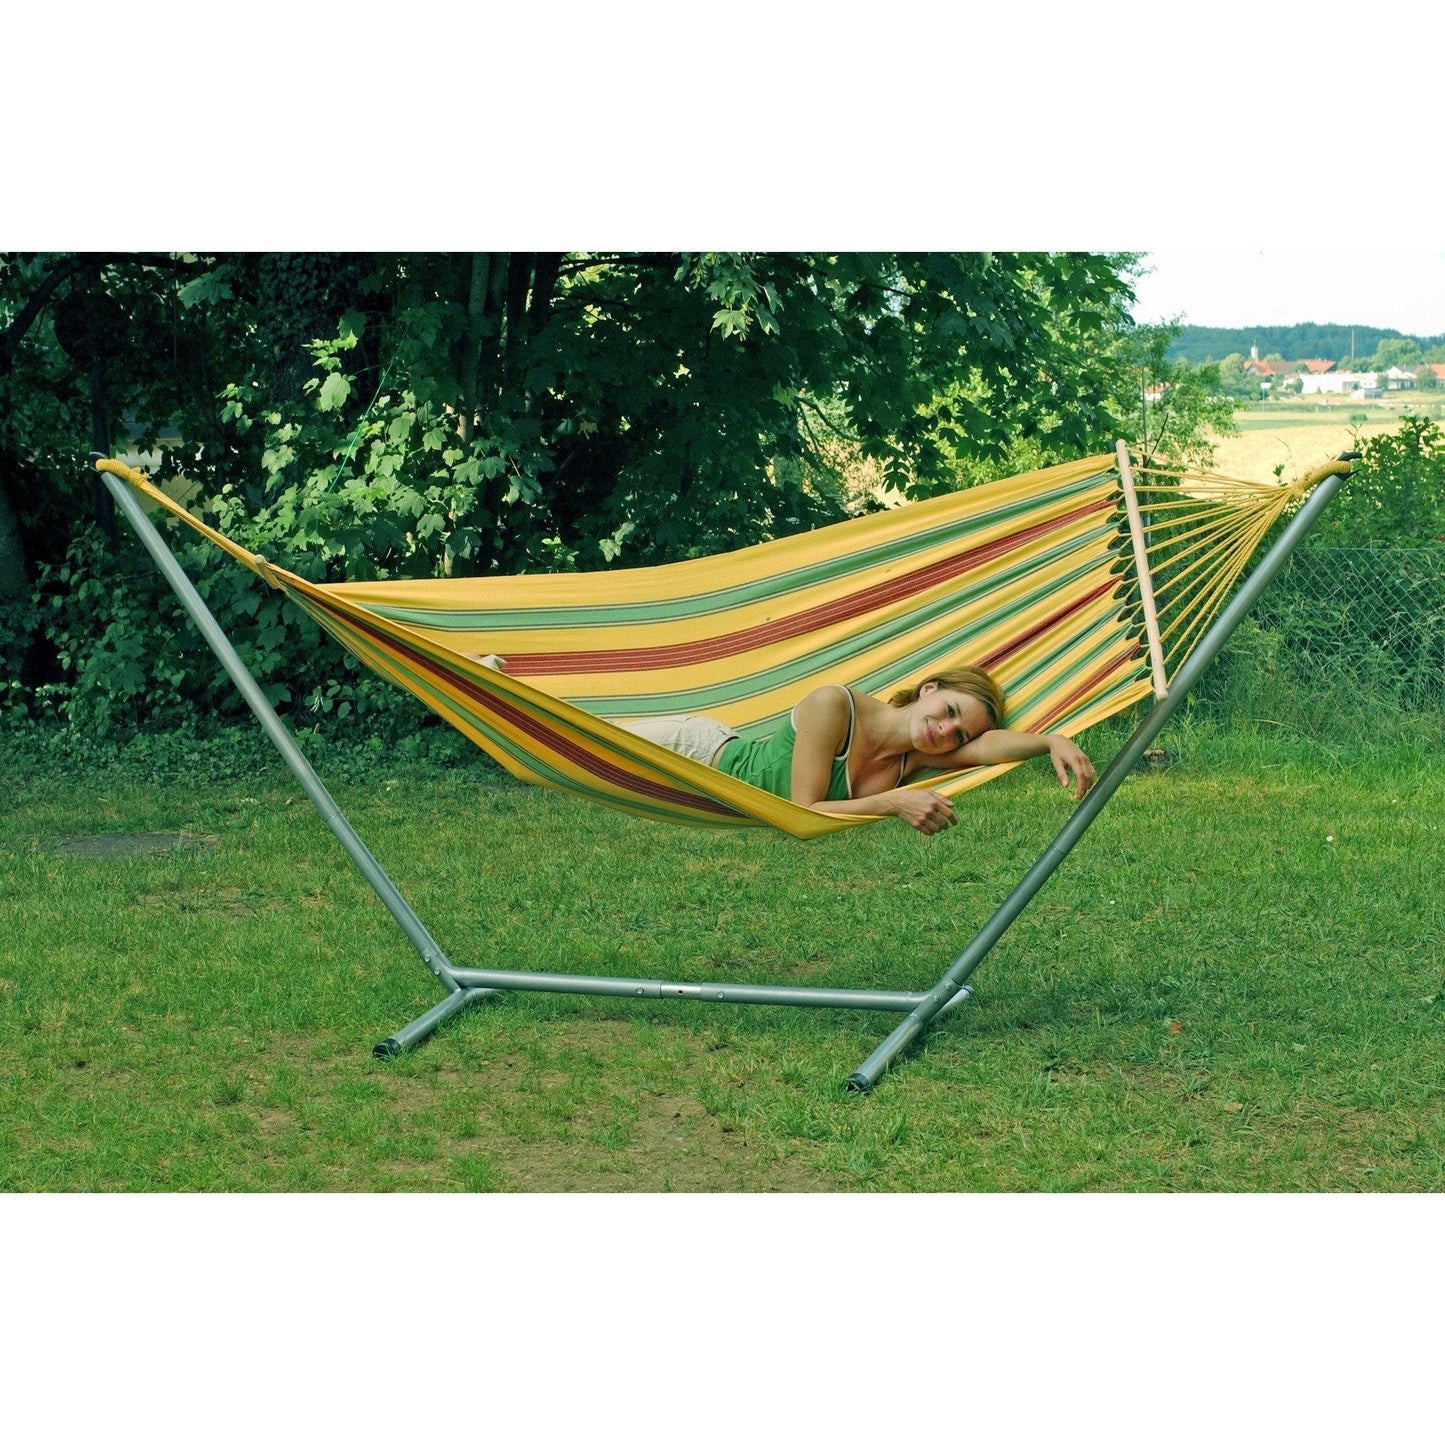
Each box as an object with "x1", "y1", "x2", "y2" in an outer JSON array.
[
  {"x1": 793, "y1": 684, "x2": 853, "y2": 738},
  {"x1": 796, "y1": 683, "x2": 853, "y2": 717}
]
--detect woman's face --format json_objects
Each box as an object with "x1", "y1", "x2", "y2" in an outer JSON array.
[{"x1": 909, "y1": 685, "x2": 993, "y2": 755}]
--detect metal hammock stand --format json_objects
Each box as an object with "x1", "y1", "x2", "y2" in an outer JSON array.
[{"x1": 92, "y1": 446, "x2": 1355, "y2": 1091}]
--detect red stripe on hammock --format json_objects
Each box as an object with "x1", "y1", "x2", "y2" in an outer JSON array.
[
  {"x1": 335, "y1": 610, "x2": 745, "y2": 819},
  {"x1": 1029, "y1": 642, "x2": 1144, "y2": 734},
  {"x1": 974, "y1": 577, "x2": 1122, "y2": 669},
  {"x1": 502, "y1": 497, "x2": 1117, "y2": 676}
]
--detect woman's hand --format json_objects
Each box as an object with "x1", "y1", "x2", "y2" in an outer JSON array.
[
  {"x1": 1048, "y1": 734, "x2": 1095, "y2": 799},
  {"x1": 885, "y1": 788, "x2": 957, "y2": 835}
]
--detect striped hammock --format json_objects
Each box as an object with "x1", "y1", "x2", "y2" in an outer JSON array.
[{"x1": 96, "y1": 453, "x2": 1319, "y2": 839}]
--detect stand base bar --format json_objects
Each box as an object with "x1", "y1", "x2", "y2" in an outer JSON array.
[
  {"x1": 374, "y1": 987, "x2": 499, "y2": 1058},
  {"x1": 446, "y1": 967, "x2": 973, "y2": 1013}
]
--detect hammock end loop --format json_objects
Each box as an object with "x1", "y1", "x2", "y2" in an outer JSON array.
[
  {"x1": 1294, "y1": 452, "x2": 1358, "y2": 494},
  {"x1": 252, "y1": 553, "x2": 284, "y2": 590}
]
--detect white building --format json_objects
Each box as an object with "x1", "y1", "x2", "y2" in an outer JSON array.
[{"x1": 1300, "y1": 371, "x2": 1379, "y2": 396}]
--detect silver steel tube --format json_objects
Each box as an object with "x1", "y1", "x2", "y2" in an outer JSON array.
[
  {"x1": 447, "y1": 966, "x2": 973, "y2": 1013},
  {"x1": 846, "y1": 460, "x2": 1353, "y2": 1092},
  {"x1": 97, "y1": 460, "x2": 464, "y2": 994},
  {"x1": 374, "y1": 987, "x2": 494, "y2": 1057}
]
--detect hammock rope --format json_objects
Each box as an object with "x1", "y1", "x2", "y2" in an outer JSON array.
[
  {"x1": 1129, "y1": 463, "x2": 1319, "y2": 673},
  {"x1": 95, "y1": 451, "x2": 1326, "y2": 839}
]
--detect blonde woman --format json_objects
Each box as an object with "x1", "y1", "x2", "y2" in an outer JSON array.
[{"x1": 615, "y1": 665, "x2": 1096, "y2": 836}]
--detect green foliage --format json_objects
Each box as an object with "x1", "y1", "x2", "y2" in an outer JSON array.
[
  {"x1": 26, "y1": 513, "x2": 444, "y2": 748},
  {"x1": 1368, "y1": 337, "x2": 1423, "y2": 373},
  {"x1": 0, "y1": 590, "x2": 38, "y2": 720},
  {"x1": 1189, "y1": 423, "x2": 1445, "y2": 731},
  {"x1": 1194, "y1": 555, "x2": 1445, "y2": 732},
  {"x1": 32, "y1": 523, "x2": 292, "y2": 731},
  {"x1": 1312, "y1": 414, "x2": 1445, "y2": 547},
  {"x1": 891, "y1": 252, "x2": 1138, "y2": 491},
  {"x1": 0, "y1": 707, "x2": 494, "y2": 791},
  {"x1": 1106, "y1": 323, "x2": 1238, "y2": 471},
  {"x1": 4, "y1": 250, "x2": 1151, "y2": 735},
  {"x1": 1215, "y1": 353, "x2": 1263, "y2": 403}
]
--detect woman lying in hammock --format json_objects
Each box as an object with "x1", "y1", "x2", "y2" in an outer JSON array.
[
  {"x1": 473, "y1": 656, "x2": 1095, "y2": 836},
  {"x1": 625, "y1": 667, "x2": 1094, "y2": 836}
]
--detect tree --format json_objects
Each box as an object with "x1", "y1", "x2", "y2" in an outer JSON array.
[
  {"x1": 1216, "y1": 353, "x2": 1262, "y2": 403},
  {"x1": 192, "y1": 252, "x2": 1141, "y2": 579},
  {"x1": 2, "y1": 251, "x2": 1146, "y2": 730},
  {"x1": 1103, "y1": 322, "x2": 1238, "y2": 472},
  {"x1": 1369, "y1": 337, "x2": 1423, "y2": 373},
  {"x1": 0, "y1": 251, "x2": 241, "y2": 599}
]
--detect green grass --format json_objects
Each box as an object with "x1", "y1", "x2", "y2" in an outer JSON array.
[
  {"x1": 1231, "y1": 398, "x2": 1445, "y2": 430},
  {"x1": 3, "y1": 718, "x2": 1443, "y2": 1191}
]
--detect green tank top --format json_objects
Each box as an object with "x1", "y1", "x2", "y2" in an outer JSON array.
[{"x1": 714, "y1": 708, "x2": 851, "y2": 801}]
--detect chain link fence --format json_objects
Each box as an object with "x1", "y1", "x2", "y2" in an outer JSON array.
[{"x1": 1198, "y1": 547, "x2": 1445, "y2": 722}]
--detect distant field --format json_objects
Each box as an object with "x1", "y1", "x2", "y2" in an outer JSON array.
[{"x1": 1209, "y1": 396, "x2": 1443, "y2": 482}]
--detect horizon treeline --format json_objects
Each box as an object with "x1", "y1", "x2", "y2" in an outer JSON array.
[{"x1": 1168, "y1": 323, "x2": 1445, "y2": 366}]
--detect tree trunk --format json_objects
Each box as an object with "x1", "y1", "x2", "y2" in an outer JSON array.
[
  {"x1": 0, "y1": 482, "x2": 27, "y2": 602},
  {"x1": 459, "y1": 252, "x2": 493, "y2": 445},
  {"x1": 487, "y1": 253, "x2": 511, "y2": 404},
  {"x1": 501, "y1": 253, "x2": 533, "y2": 390},
  {"x1": 528, "y1": 253, "x2": 562, "y2": 343}
]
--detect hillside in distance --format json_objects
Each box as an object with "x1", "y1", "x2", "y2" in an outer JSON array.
[{"x1": 1167, "y1": 323, "x2": 1445, "y2": 364}]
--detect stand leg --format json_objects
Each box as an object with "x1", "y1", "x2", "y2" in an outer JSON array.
[
  {"x1": 374, "y1": 988, "x2": 497, "y2": 1058},
  {"x1": 846, "y1": 458, "x2": 1353, "y2": 1092},
  {"x1": 95, "y1": 457, "x2": 469, "y2": 1040}
]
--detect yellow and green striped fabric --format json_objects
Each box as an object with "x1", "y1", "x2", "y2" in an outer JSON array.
[{"x1": 98, "y1": 454, "x2": 1156, "y2": 838}]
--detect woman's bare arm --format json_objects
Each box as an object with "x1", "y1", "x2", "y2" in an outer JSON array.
[
  {"x1": 906, "y1": 729, "x2": 1097, "y2": 800},
  {"x1": 788, "y1": 686, "x2": 853, "y2": 807},
  {"x1": 803, "y1": 788, "x2": 959, "y2": 834}
]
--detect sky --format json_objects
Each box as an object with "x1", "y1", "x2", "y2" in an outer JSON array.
[{"x1": 1129, "y1": 254, "x2": 1445, "y2": 338}]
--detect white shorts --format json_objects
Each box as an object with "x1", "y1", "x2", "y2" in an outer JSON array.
[{"x1": 612, "y1": 713, "x2": 740, "y2": 767}]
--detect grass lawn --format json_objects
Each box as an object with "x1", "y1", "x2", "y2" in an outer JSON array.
[{"x1": 3, "y1": 720, "x2": 1442, "y2": 1192}]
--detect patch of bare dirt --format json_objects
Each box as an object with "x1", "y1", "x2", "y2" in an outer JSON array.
[
  {"x1": 379, "y1": 1018, "x2": 833, "y2": 1192},
  {"x1": 159, "y1": 1021, "x2": 838, "y2": 1192},
  {"x1": 51, "y1": 832, "x2": 219, "y2": 858},
  {"x1": 473, "y1": 1087, "x2": 829, "y2": 1192}
]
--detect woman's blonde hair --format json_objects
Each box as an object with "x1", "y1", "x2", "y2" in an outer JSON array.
[{"x1": 888, "y1": 666, "x2": 1005, "y2": 730}]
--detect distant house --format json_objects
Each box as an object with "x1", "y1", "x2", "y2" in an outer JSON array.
[
  {"x1": 1419, "y1": 363, "x2": 1445, "y2": 385},
  {"x1": 1300, "y1": 371, "x2": 1379, "y2": 396},
  {"x1": 1244, "y1": 356, "x2": 1334, "y2": 380},
  {"x1": 1242, "y1": 356, "x2": 1289, "y2": 394},
  {"x1": 1384, "y1": 366, "x2": 1417, "y2": 390},
  {"x1": 1143, "y1": 383, "x2": 1168, "y2": 402}
]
